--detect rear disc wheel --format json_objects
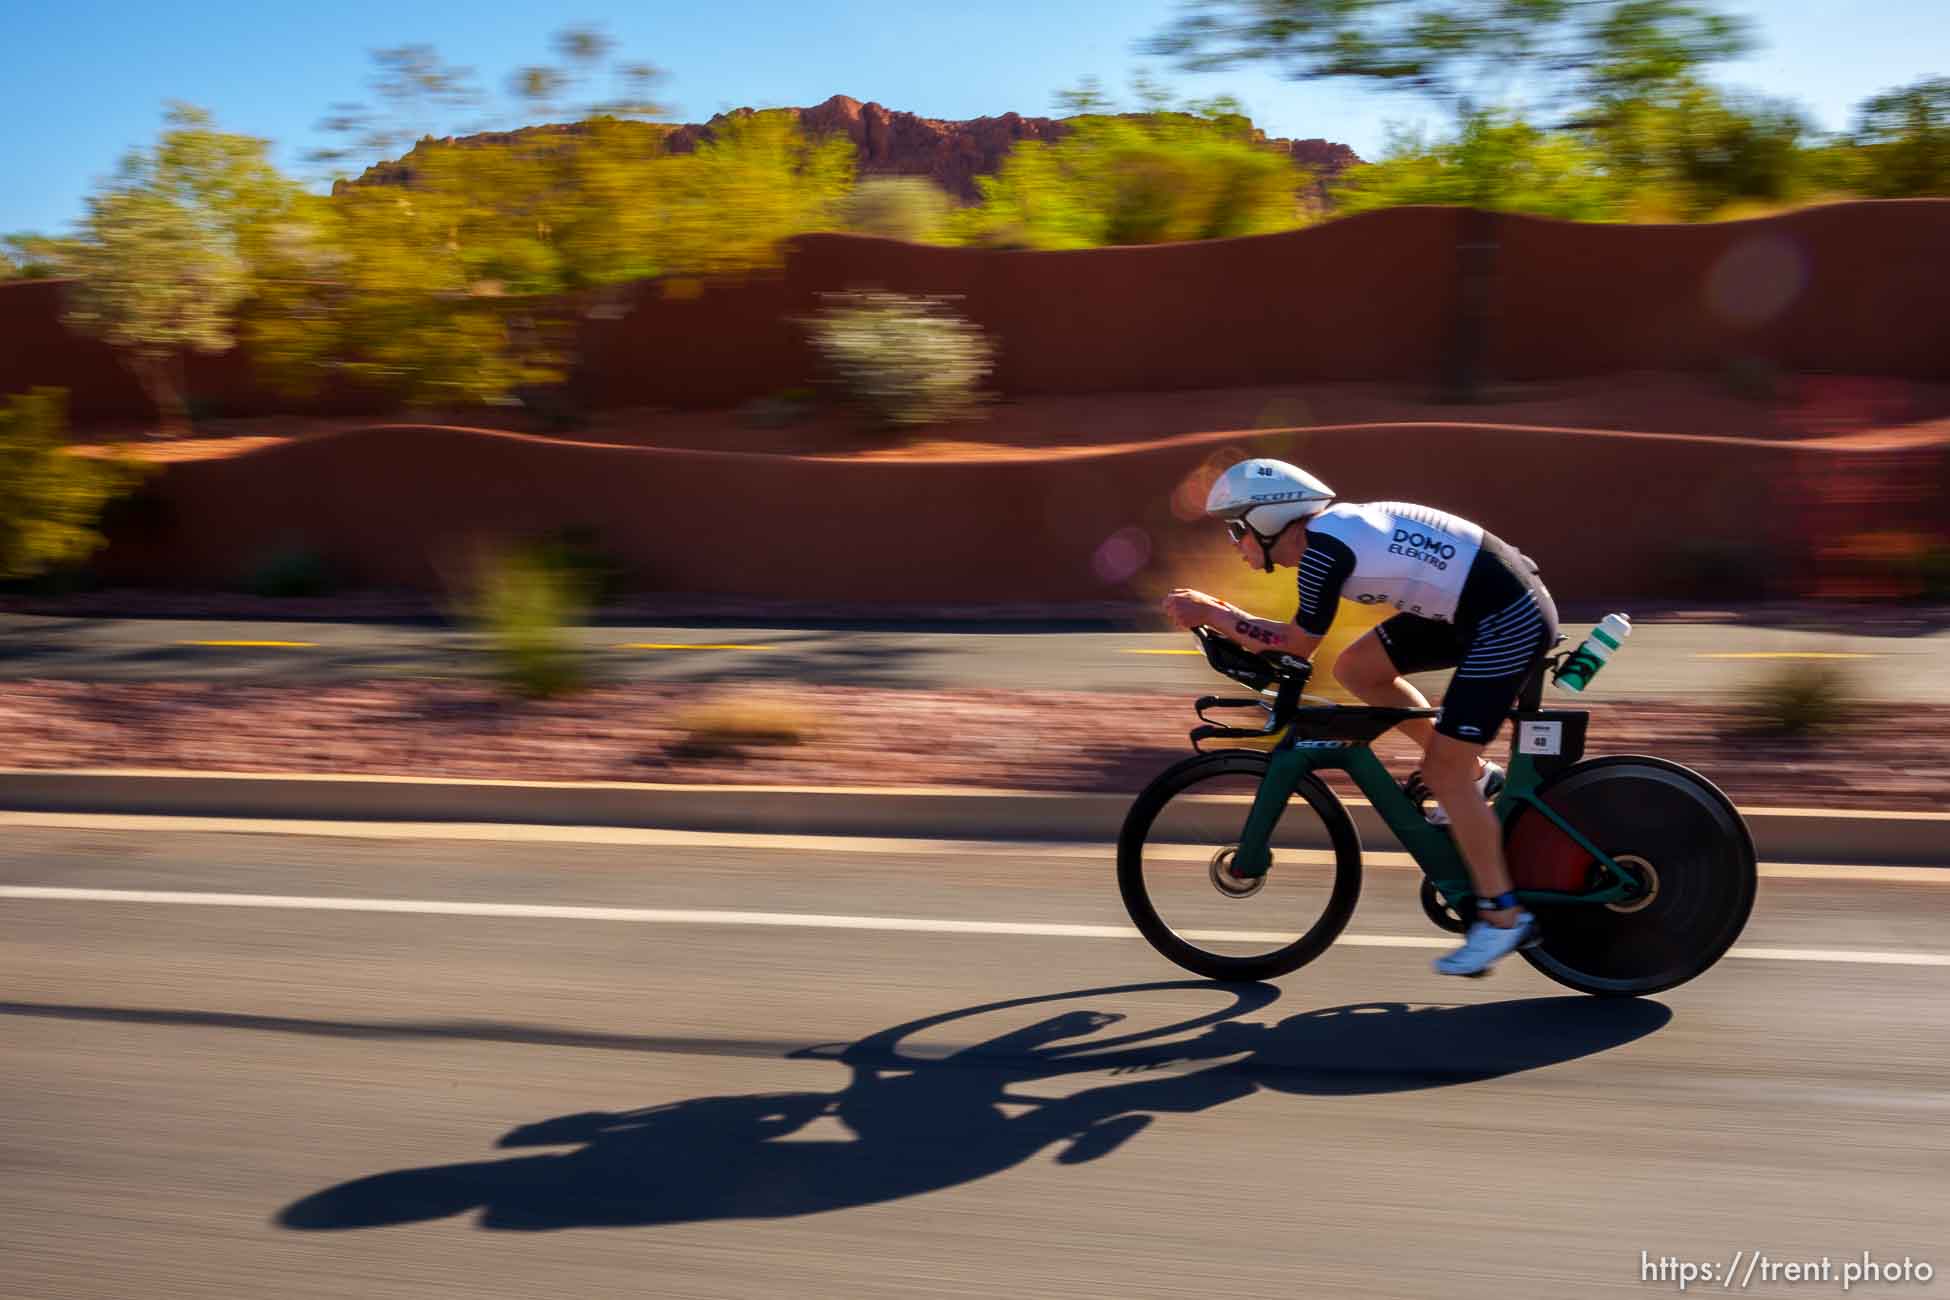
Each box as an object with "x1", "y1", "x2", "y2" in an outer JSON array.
[{"x1": 1507, "y1": 756, "x2": 1755, "y2": 997}]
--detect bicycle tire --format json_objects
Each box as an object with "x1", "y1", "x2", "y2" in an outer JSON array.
[
  {"x1": 1117, "y1": 749, "x2": 1363, "y2": 981},
  {"x1": 1509, "y1": 755, "x2": 1757, "y2": 997}
]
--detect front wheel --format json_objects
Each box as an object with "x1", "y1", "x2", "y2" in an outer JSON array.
[
  {"x1": 1507, "y1": 755, "x2": 1757, "y2": 997},
  {"x1": 1117, "y1": 750, "x2": 1363, "y2": 981}
]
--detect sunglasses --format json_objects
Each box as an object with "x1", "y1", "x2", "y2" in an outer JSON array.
[{"x1": 1226, "y1": 518, "x2": 1270, "y2": 545}]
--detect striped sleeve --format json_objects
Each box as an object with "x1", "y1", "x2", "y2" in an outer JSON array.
[{"x1": 1295, "y1": 531, "x2": 1355, "y2": 635}]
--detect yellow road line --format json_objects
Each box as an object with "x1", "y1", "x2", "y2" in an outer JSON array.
[
  {"x1": 611, "y1": 643, "x2": 775, "y2": 652},
  {"x1": 178, "y1": 640, "x2": 317, "y2": 648},
  {"x1": 1695, "y1": 652, "x2": 1880, "y2": 660}
]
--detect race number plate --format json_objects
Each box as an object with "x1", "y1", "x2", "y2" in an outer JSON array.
[{"x1": 1518, "y1": 720, "x2": 1564, "y2": 755}]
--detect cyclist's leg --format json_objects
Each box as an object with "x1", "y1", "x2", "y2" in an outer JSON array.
[
  {"x1": 1332, "y1": 615, "x2": 1464, "y2": 757},
  {"x1": 1422, "y1": 732, "x2": 1515, "y2": 914},
  {"x1": 1424, "y1": 586, "x2": 1560, "y2": 925}
]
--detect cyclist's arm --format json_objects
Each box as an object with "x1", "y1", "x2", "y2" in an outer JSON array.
[
  {"x1": 1226, "y1": 611, "x2": 1323, "y2": 660},
  {"x1": 1286, "y1": 530, "x2": 1355, "y2": 654}
]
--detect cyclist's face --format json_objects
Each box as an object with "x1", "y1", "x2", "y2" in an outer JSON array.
[
  {"x1": 1228, "y1": 523, "x2": 1268, "y2": 567},
  {"x1": 1227, "y1": 518, "x2": 1303, "y2": 568}
]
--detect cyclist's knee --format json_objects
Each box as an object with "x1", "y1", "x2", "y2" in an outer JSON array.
[
  {"x1": 1420, "y1": 735, "x2": 1483, "y2": 791},
  {"x1": 1333, "y1": 637, "x2": 1390, "y2": 693}
]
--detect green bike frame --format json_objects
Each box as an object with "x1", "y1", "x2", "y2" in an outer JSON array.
[{"x1": 1225, "y1": 724, "x2": 1639, "y2": 908}]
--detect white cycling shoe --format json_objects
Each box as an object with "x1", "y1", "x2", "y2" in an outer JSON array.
[{"x1": 1434, "y1": 912, "x2": 1538, "y2": 977}]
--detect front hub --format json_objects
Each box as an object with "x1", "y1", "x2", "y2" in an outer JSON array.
[{"x1": 1210, "y1": 846, "x2": 1267, "y2": 899}]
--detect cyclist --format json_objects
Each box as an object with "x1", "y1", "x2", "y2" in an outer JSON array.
[{"x1": 1160, "y1": 457, "x2": 1560, "y2": 977}]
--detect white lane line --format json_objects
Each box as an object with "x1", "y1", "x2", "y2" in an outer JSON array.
[
  {"x1": 4, "y1": 886, "x2": 1947, "y2": 967},
  {"x1": 0, "y1": 814, "x2": 1943, "y2": 882}
]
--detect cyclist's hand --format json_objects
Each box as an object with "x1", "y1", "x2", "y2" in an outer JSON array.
[{"x1": 1162, "y1": 589, "x2": 1231, "y2": 631}]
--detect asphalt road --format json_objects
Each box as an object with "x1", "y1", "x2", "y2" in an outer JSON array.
[
  {"x1": 4, "y1": 614, "x2": 1949, "y2": 700},
  {"x1": 3, "y1": 818, "x2": 1945, "y2": 1299}
]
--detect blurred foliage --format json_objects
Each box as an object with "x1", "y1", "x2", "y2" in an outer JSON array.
[
  {"x1": 252, "y1": 30, "x2": 845, "y2": 410},
  {"x1": 248, "y1": 147, "x2": 568, "y2": 406},
  {"x1": 1333, "y1": 114, "x2": 1626, "y2": 219},
  {"x1": 671, "y1": 692, "x2": 818, "y2": 758},
  {"x1": 956, "y1": 91, "x2": 1308, "y2": 248},
  {"x1": 252, "y1": 109, "x2": 850, "y2": 408},
  {"x1": 2, "y1": 234, "x2": 68, "y2": 280},
  {"x1": 804, "y1": 291, "x2": 996, "y2": 429},
  {"x1": 1743, "y1": 659, "x2": 1855, "y2": 738},
  {"x1": 55, "y1": 105, "x2": 304, "y2": 435},
  {"x1": 0, "y1": 389, "x2": 146, "y2": 582},
  {"x1": 469, "y1": 540, "x2": 592, "y2": 699},
  {"x1": 1326, "y1": 74, "x2": 1926, "y2": 222},
  {"x1": 1847, "y1": 77, "x2": 1950, "y2": 197},
  {"x1": 655, "y1": 112, "x2": 855, "y2": 274},
  {"x1": 533, "y1": 525, "x2": 627, "y2": 606},
  {"x1": 1589, "y1": 81, "x2": 1814, "y2": 219},
  {"x1": 842, "y1": 177, "x2": 957, "y2": 243},
  {"x1": 1146, "y1": 0, "x2": 1753, "y2": 121}
]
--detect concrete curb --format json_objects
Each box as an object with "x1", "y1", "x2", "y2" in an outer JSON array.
[{"x1": 3, "y1": 768, "x2": 1947, "y2": 867}]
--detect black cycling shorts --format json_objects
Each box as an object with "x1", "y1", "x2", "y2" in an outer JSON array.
[{"x1": 1372, "y1": 539, "x2": 1559, "y2": 745}]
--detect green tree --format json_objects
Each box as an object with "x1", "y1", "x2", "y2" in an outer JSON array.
[
  {"x1": 0, "y1": 389, "x2": 142, "y2": 582},
  {"x1": 1850, "y1": 77, "x2": 1950, "y2": 197},
  {"x1": 1333, "y1": 114, "x2": 1625, "y2": 218},
  {"x1": 1147, "y1": 0, "x2": 1752, "y2": 121},
  {"x1": 1147, "y1": 0, "x2": 1752, "y2": 397},
  {"x1": 246, "y1": 160, "x2": 562, "y2": 408},
  {"x1": 1588, "y1": 80, "x2": 1811, "y2": 218},
  {"x1": 60, "y1": 105, "x2": 303, "y2": 435},
  {"x1": 307, "y1": 44, "x2": 488, "y2": 177},
  {"x1": 2, "y1": 234, "x2": 67, "y2": 279},
  {"x1": 654, "y1": 111, "x2": 856, "y2": 274},
  {"x1": 957, "y1": 93, "x2": 1307, "y2": 249},
  {"x1": 268, "y1": 32, "x2": 693, "y2": 416}
]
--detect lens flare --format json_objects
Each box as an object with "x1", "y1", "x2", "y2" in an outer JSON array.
[
  {"x1": 1091, "y1": 526, "x2": 1153, "y2": 585},
  {"x1": 1704, "y1": 233, "x2": 1807, "y2": 329}
]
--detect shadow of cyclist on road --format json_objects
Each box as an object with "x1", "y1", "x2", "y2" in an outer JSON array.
[{"x1": 278, "y1": 984, "x2": 1668, "y2": 1232}]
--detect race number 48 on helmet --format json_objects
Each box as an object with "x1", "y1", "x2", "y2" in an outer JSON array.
[{"x1": 1203, "y1": 459, "x2": 1336, "y2": 572}]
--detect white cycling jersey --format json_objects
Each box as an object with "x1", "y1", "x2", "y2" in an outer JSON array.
[{"x1": 1301, "y1": 501, "x2": 1485, "y2": 623}]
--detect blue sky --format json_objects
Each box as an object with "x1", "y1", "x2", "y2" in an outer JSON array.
[{"x1": 3, "y1": 0, "x2": 1943, "y2": 236}]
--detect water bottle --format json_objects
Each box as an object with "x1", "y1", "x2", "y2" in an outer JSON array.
[{"x1": 1553, "y1": 613, "x2": 1632, "y2": 693}]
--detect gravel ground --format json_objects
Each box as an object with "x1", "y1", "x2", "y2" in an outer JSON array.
[{"x1": 0, "y1": 679, "x2": 1936, "y2": 812}]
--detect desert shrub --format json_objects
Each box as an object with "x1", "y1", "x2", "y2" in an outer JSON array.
[
  {"x1": 670, "y1": 693, "x2": 818, "y2": 758},
  {"x1": 0, "y1": 388, "x2": 145, "y2": 582},
  {"x1": 534, "y1": 525, "x2": 627, "y2": 606},
  {"x1": 469, "y1": 541, "x2": 591, "y2": 698},
  {"x1": 804, "y1": 291, "x2": 995, "y2": 428},
  {"x1": 842, "y1": 178, "x2": 955, "y2": 243},
  {"x1": 1743, "y1": 659, "x2": 1857, "y2": 737},
  {"x1": 243, "y1": 545, "x2": 334, "y2": 598}
]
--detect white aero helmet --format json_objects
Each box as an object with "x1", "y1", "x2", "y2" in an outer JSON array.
[{"x1": 1205, "y1": 458, "x2": 1335, "y2": 534}]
